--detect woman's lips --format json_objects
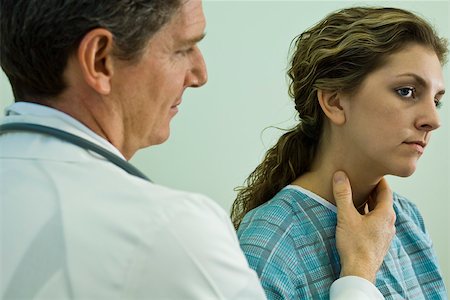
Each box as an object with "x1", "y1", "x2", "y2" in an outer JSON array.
[{"x1": 403, "y1": 141, "x2": 426, "y2": 154}]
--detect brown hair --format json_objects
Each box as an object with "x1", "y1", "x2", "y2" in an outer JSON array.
[{"x1": 231, "y1": 6, "x2": 448, "y2": 229}]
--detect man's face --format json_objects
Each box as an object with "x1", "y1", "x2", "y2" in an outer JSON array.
[
  {"x1": 339, "y1": 43, "x2": 444, "y2": 178},
  {"x1": 112, "y1": 0, "x2": 207, "y2": 155}
]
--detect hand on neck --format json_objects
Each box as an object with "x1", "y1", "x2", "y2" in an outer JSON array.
[{"x1": 292, "y1": 155, "x2": 382, "y2": 212}]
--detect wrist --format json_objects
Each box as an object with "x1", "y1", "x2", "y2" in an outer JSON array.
[{"x1": 340, "y1": 264, "x2": 376, "y2": 283}]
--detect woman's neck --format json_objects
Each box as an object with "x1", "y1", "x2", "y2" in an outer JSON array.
[{"x1": 292, "y1": 140, "x2": 382, "y2": 211}]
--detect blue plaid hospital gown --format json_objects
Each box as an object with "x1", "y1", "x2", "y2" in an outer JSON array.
[{"x1": 237, "y1": 185, "x2": 447, "y2": 299}]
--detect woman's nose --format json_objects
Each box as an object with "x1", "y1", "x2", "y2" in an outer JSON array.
[{"x1": 415, "y1": 98, "x2": 441, "y2": 132}]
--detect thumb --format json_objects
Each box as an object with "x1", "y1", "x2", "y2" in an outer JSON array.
[
  {"x1": 368, "y1": 177, "x2": 394, "y2": 217},
  {"x1": 333, "y1": 171, "x2": 354, "y2": 212}
]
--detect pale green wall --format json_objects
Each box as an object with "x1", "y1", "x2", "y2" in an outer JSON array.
[{"x1": 1, "y1": 0, "x2": 449, "y2": 295}]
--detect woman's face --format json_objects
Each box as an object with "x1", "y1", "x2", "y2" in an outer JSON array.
[{"x1": 340, "y1": 43, "x2": 445, "y2": 178}]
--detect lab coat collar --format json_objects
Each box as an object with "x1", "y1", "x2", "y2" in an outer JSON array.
[{"x1": 2, "y1": 102, "x2": 126, "y2": 160}]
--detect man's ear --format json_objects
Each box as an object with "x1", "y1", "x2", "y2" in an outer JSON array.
[
  {"x1": 317, "y1": 89, "x2": 346, "y2": 125},
  {"x1": 77, "y1": 28, "x2": 115, "y2": 95}
]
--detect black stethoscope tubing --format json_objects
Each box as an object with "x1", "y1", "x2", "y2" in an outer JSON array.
[{"x1": 0, "y1": 122, "x2": 151, "y2": 182}]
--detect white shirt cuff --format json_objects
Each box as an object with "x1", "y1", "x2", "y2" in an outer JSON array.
[{"x1": 330, "y1": 276, "x2": 384, "y2": 300}]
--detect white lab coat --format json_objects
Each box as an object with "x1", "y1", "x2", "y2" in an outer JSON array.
[{"x1": 0, "y1": 102, "x2": 383, "y2": 299}]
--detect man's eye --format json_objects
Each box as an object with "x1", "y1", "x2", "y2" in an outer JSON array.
[
  {"x1": 396, "y1": 87, "x2": 415, "y2": 98},
  {"x1": 177, "y1": 48, "x2": 194, "y2": 56}
]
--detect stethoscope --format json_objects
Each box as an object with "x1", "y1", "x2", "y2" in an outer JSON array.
[{"x1": 0, "y1": 122, "x2": 151, "y2": 182}]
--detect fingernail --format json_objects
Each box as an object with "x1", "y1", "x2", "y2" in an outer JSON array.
[{"x1": 333, "y1": 171, "x2": 346, "y2": 183}]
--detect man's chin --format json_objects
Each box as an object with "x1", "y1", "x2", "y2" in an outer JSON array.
[{"x1": 147, "y1": 130, "x2": 170, "y2": 147}]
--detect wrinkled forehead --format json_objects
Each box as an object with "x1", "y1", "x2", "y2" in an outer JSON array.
[{"x1": 160, "y1": 0, "x2": 206, "y2": 46}]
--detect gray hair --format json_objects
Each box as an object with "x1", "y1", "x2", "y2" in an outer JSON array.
[{"x1": 0, "y1": 0, "x2": 181, "y2": 100}]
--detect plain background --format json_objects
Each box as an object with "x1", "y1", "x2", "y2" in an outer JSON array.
[{"x1": 1, "y1": 0, "x2": 448, "y2": 296}]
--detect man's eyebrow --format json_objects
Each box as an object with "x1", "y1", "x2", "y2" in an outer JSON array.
[
  {"x1": 181, "y1": 32, "x2": 206, "y2": 46},
  {"x1": 396, "y1": 73, "x2": 445, "y2": 95}
]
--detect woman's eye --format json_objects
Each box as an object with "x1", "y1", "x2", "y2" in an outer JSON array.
[
  {"x1": 396, "y1": 87, "x2": 415, "y2": 98},
  {"x1": 435, "y1": 99, "x2": 443, "y2": 109}
]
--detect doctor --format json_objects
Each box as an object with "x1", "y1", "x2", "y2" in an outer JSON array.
[{"x1": 0, "y1": 0, "x2": 395, "y2": 299}]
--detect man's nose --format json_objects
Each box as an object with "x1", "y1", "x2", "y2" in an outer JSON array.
[{"x1": 186, "y1": 46, "x2": 207, "y2": 88}]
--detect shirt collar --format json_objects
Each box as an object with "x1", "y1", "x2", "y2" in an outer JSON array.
[
  {"x1": 3, "y1": 102, "x2": 126, "y2": 159},
  {"x1": 284, "y1": 185, "x2": 337, "y2": 213}
]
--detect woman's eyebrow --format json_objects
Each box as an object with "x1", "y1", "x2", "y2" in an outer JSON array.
[
  {"x1": 396, "y1": 73, "x2": 445, "y2": 95},
  {"x1": 396, "y1": 73, "x2": 427, "y2": 86}
]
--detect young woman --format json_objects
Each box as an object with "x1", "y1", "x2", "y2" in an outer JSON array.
[{"x1": 232, "y1": 7, "x2": 448, "y2": 299}]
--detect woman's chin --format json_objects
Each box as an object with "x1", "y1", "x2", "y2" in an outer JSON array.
[{"x1": 391, "y1": 165, "x2": 417, "y2": 178}]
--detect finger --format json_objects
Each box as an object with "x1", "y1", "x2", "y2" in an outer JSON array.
[
  {"x1": 367, "y1": 195, "x2": 376, "y2": 212},
  {"x1": 333, "y1": 171, "x2": 356, "y2": 214},
  {"x1": 370, "y1": 177, "x2": 393, "y2": 210},
  {"x1": 368, "y1": 178, "x2": 396, "y2": 225}
]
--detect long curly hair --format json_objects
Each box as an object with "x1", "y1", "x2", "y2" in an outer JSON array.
[{"x1": 231, "y1": 6, "x2": 448, "y2": 230}]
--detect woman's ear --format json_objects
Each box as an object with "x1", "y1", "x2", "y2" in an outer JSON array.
[
  {"x1": 77, "y1": 28, "x2": 115, "y2": 95},
  {"x1": 317, "y1": 89, "x2": 346, "y2": 125}
]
